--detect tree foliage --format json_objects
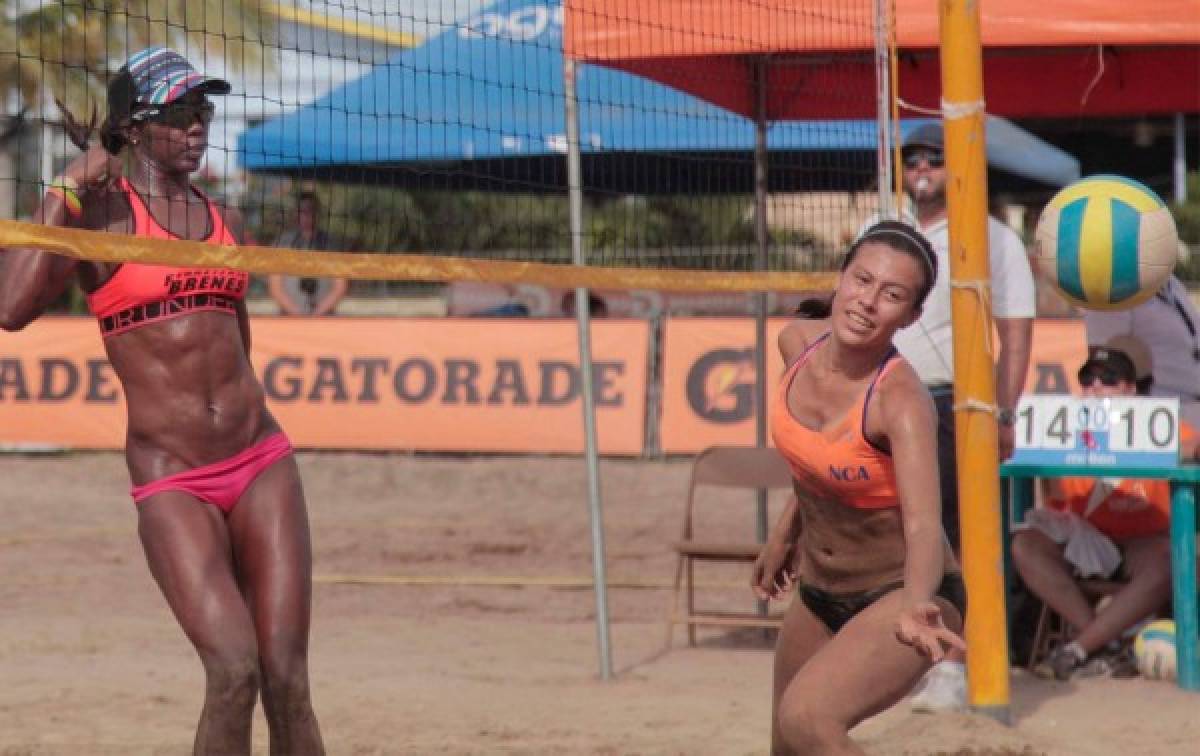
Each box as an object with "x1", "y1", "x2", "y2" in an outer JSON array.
[
  {"x1": 0, "y1": 1, "x2": 275, "y2": 118},
  {"x1": 245, "y1": 178, "x2": 823, "y2": 273}
]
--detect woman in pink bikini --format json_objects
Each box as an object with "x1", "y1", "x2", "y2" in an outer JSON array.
[
  {"x1": 751, "y1": 221, "x2": 965, "y2": 754},
  {"x1": 0, "y1": 48, "x2": 323, "y2": 755}
]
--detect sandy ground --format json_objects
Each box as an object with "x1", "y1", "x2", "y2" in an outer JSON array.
[{"x1": 2, "y1": 452, "x2": 1198, "y2": 755}]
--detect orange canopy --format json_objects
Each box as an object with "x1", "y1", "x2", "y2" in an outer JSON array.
[{"x1": 564, "y1": 0, "x2": 1200, "y2": 119}]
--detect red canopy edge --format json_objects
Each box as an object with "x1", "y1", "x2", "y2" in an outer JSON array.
[
  {"x1": 565, "y1": 1, "x2": 1200, "y2": 60},
  {"x1": 565, "y1": 1, "x2": 1200, "y2": 118},
  {"x1": 601, "y1": 47, "x2": 1200, "y2": 120}
]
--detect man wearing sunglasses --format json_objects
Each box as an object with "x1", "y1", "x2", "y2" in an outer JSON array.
[
  {"x1": 1014, "y1": 335, "x2": 1198, "y2": 681},
  {"x1": 896, "y1": 122, "x2": 1037, "y2": 712},
  {"x1": 1078, "y1": 335, "x2": 1154, "y2": 394}
]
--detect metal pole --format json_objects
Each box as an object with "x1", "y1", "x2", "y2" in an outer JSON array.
[
  {"x1": 752, "y1": 57, "x2": 770, "y2": 568},
  {"x1": 1175, "y1": 113, "x2": 1188, "y2": 204},
  {"x1": 872, "y1": 0, "x2": 895, "y2": 219},
  {"x1": 564, "y1": 57, "x2": 613, "y2": 681},
  {"x1": 940, "y1": 0, "x2": 1011, "y2": 724}
]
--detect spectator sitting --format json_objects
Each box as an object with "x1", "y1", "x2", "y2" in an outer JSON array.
[
  {"x1": 1012, "y1": 335, "x2": 1199, "y2": 681},
  {"x1": 562, "y1": 291, "x2": 607, "y2": 318},
  {"x1": 268, "y1": 192, "x2": 348, "y2": 316}
]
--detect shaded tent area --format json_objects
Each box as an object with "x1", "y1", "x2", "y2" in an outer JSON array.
[
  {"x1": 237, "y1": 0, "x2": 1079, "y2": 196},
  {"x1": 239, "y1": 127, "x2": 1074, "y2": 197},
  {"x1": 563, "y1": 0, "x2": 1200, "y2": 120},
  {"x1": 1017, "y1": 116, "x2": 1199, "y2": 201}
]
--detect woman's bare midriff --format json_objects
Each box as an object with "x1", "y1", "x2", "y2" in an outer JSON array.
[
  {"x1": 102, "y1": 312, "x2": 276, "y2": 485},
  {"x1": 794, "y1": 483, "x2": 956, "y2": 595}
]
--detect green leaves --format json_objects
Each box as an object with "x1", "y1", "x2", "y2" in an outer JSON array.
[
  {"x1": 0, "y1": 1, "x2": 277, "y2": 118},
  {"x1": 243, "y1": 180, "x2": 828, "y2": 274}
]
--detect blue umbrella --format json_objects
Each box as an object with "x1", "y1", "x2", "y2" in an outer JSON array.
[{"x1": 237, "y1": 0, "x2": 1078, "y2": 189}]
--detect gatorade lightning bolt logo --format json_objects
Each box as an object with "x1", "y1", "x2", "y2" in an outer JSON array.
[
  {"x1": 704, "y1": 361, "x2": 752, "y2": 414},
  {"x1": 686, "y1": 348, "x2": 755, "y2": 423}
]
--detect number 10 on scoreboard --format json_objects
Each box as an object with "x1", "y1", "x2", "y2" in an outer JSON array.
[{"x1": 1011, "y1": 396, "x2": 1181, "y2": 468}]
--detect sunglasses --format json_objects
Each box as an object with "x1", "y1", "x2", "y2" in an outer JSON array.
[
  {"x1": 903, "y1": 150, "x2": 944, "y2": 169},
  {"x1": 141, "y1": 100, "x2": 215, "y2": 129},
  {"x1": 1079, "y1": 368, "x2": 1128, "y2": 388}
]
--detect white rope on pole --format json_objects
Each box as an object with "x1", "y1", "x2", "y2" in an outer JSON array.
[
  {"x1": 941, "y1": 98, "x2": 987, "y2": 121},
  {"x1": 896, "y1": 98, "x2": 944, "y2": 117}
]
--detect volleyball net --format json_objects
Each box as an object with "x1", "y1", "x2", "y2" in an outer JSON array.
[{"x1": 0, "y1": 0, "x2": 900, "y2": 296}]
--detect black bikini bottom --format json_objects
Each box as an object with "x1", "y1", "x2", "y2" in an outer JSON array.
[{"x1": 798, "y1": 573, "x2": 967, "y2": 635}]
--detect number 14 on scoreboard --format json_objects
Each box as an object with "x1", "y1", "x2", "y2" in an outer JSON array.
[{"x1": 1011, "y1": 396, "x2": 1181, "y2": 468}]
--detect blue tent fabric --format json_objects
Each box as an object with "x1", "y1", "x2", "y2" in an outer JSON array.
[{"x1": 237, "y1": 0, "x2": 1079, "y2": 188}]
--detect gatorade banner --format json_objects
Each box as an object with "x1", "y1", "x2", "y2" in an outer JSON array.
[
  {"x1": 659, "y1": 318, "x2": 788, "y2": 454},
  {"x1": 0, "y1": 317, "x2": 649, "y2": 454},
  {"x1": 659, "y1": 318, "x2": 1088, "y2": 454}
]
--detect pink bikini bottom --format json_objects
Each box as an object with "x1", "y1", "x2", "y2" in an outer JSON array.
[{"x1": 131, "y1": 433, "x2": 293, "y2": 514}]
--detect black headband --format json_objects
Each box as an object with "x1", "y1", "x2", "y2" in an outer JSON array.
[{"x1": 856, "y1": 226, "x2": 937, "y2": 281}]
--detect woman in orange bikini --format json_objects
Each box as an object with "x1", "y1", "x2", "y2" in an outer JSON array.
[
  {"x1": 751, "y1": 221, "x2": 965, "y2": 755},
  {"x1": 0, "y1": 48, "x2": 323, "y2": 755}
]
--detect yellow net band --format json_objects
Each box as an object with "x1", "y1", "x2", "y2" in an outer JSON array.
[{"x1": 0, "y1": 220, "x2": 837, "y2": 293}]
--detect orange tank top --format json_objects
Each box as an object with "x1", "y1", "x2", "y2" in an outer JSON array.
[
  {"x1": 85, "y1": 178, "x2": 247, "y2": 338},
  {"x1": 771, "y1": 333, "x2": 902, "y2": 509},
  {"x1": 1047, "y1": 477, "x2": 1170, "y2": 542},
  {"x1": 1047, "y1": 423, "x2": 1196, "y2": 542}
]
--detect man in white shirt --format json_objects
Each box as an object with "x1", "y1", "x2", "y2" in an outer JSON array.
[
  {"x1": 895, "y1": 123, "x2": 1036, "y2": 712},
  {"x1": 1085, "y1": 274, "x2": 1200, "y2": 427},
  {"x1": 878, "y1": 123, "x2": 1037, "y2": 545}
]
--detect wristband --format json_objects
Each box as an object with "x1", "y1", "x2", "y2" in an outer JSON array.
[{"x1": 48, "y1": 176, "x2": 83, "y2": 217}]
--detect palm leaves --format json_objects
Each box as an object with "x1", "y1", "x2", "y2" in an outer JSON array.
[{"x1": 0, "y1": 0, "x2": 276, "y2": 119}]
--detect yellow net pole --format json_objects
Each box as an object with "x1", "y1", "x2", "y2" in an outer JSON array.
[{"x1": 939, "y1": 0, "x2": 1011, "y2": 723}]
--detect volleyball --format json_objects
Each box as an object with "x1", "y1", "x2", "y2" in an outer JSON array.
[
  {"x1": 1134, "y1": 619, "x2": 1177, "y2": 681},
  {"x1": 1033, "y1": 175, "x2": 1179, "y2": 311}
]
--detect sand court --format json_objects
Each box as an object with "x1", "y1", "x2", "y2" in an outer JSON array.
[{"x1": 2, "y1": 452, "x2": 1198, "y2": 754}]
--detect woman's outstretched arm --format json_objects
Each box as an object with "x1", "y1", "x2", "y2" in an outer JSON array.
[{"x1": 881, "y1": 364, "x2": 965, "y2": 660}]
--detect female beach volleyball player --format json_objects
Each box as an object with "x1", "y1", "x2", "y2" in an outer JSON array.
[
  {"x1": 0, "y1": 48, "x2": 323, "y2": 755},
  {"x1": 752, "y1": 221, "x2": 965, "y2": 755}
]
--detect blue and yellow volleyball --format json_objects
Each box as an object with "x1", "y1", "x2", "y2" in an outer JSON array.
[
  {"x1": 1034, "y1": 175, "x2": 1178, "y2": 311},
  {"x1": 1134, "y1": 619, "x2": 1177, "y2": 681}
]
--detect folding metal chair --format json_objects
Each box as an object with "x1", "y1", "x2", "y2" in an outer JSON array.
[{"x1": 666, "y1": 445, "x2": 794, "y2": 646}]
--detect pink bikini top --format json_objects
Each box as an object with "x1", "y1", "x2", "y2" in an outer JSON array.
[{"x1": 85, "y1": 178, "x2": 247, "y2": 338}]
